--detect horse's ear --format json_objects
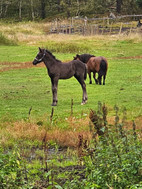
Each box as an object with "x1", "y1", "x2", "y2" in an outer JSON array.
[{"x1": 39, "y1": 47, "x2": 42, "y2": 52}]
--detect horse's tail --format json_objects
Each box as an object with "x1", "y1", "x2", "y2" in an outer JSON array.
[
  {"x1": 99, "y1": 59, "x2": 107, "y2": 76},
  {"x1": 84, "y1": 64, "x2": 87, "y2": 80}
]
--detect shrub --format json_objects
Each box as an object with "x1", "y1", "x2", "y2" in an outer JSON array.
[
  {"x1": 64, "y1": 103, "x2": 142, "y2": 188},
  {"x1": 0, "y1": 147, "x2": 24, "y2": 188}
]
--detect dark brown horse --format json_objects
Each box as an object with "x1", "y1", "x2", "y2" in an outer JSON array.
[
  {"x1": 33, "y1": 48, "x2": 88, "y2": 106},
  {"x1": 74, "y1": 54, "x2": 108, "y2": 85}
]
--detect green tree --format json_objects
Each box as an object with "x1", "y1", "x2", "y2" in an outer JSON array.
[{"x1": 136, "y1": 0, "x2": 142, "y2": 8}]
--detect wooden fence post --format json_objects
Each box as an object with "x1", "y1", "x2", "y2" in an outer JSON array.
[{"x1": 109, "y1": 23, "x2": 112, "y2": 34}]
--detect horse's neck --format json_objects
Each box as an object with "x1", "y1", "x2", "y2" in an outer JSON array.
[
  {"x1": 81, "y1": 54, "x2": 93, "y2": 63},
  {"x1": 44, "y1": 55, "x2": 61, "y2": 72}
]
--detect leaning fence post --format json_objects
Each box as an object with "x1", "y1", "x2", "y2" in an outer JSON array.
[
  {"x1": 129, "y1": 22, "x2": 133, "y2": 35},
  {"x1": 109, "y1": 23, "x2": 112, "y2": 34},
  {"x1": 84, "y1": 17, "x2": 87, "y2": 36},
  {"x1": 101, "y1": 17, "x2": 105, "y2": 34},
  {"x1": 119, "y1": 22, "x2": 123, "y2": 35}
]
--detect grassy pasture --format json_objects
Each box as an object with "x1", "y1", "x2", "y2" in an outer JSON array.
[
  {"x1": 0, "y1": 22, "x2": 142, "y2": 188},
  {"x1": 0, "y1": 22, "x2": 142, "y2": 143},
  {"x1": 0, "y1": 34, "x2": 142, "y2": 121}
]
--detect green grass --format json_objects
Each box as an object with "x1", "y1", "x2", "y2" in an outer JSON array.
[
  {"x1": 0, "y1": 37, "x2": 142, "y2": 62},
  {"x1": 0, "y1": 58, "x2": 142, "y2": 121},
  {"x1": 0, "y1": 46, "x2": 37, "y2": 62}
]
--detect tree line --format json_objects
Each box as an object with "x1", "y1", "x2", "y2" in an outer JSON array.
[{"x1": 0, "y1": 0, "x2": 142, "y2": 21}]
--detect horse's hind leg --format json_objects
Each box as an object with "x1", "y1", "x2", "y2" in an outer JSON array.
[
  {"x1": 74, "y1": 76, "x2": 88, "y2": 105},
  {"x1": 98, "y1": 74, "x2": 102, "y2": 85},
  {"x1": 51, "y1": 77, "x2": 58, "y2": 106},
  {"x1": 81, "y1": 81, "x2": 88, "y2": 105},
  {"x1": 103, "y1": 74, "x2": 106, "y2": 85}
]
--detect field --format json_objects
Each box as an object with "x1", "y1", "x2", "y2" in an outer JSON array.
[{"x1": 0, "y1": 22, "x2": 142, "y2": 188}]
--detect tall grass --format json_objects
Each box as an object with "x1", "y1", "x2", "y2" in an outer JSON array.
[
  {"x1": 0, "y1": 21, "x2": 142, "y2": 46},
  {"x1": 0, "y1": 32, "x2": 17, "y2": 46},
  {"x1": 45, "y1": 40, "x2": 91, "y2": 53}
]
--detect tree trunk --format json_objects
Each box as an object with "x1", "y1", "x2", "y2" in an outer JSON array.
[
  {"x1": 57, "y1": 0, "x2": 60, "y2": 13},
  {"x1": 116, "y1": 0, "x2": 122, "y2": 13},
  {"x1": 0, "y1": 0, "x2": 3, "y2": 17},
  {"x1": 76, "y1": 0, "x2": 80, "y2": 16},
  {"x1": 19, "y1": 0, "x2": 22, "y2": 20},
  {"x1": 30, "y1": 0, "x2": 35, "y2": 21},
  {"x1": 41, "y1": 0, "x2": 46, "y2": 19}
]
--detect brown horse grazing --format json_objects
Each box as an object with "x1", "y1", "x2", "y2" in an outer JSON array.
[
  {"x1": 33, "y1": 48, "x2": 88, "y2": 106},
  {"x1": 74, "y1": 54, "x2": 108, "y2": 85}
]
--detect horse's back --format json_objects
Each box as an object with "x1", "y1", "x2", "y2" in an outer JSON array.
[
  {"x1": 87, "y1": 57, "x2": 100, "y2": 71},
  {"x1": 87, "y1": 56, "x2": 108, "y2": 72},
  {"x1": 94, "y1": 56, "x2": 108, "y2": 69}
]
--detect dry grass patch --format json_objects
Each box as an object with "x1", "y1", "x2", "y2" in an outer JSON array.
[
  {"x1": 0, "y1": 118, "x2": 92, "y2": 148},
  {"x1": 0, "y1": 115, "x2": 141, "y2": 148},
  {"x1": 1, "y1": 21, "x2": 142, "y2": 46}
]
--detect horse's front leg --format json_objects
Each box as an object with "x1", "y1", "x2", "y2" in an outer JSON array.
[
  {"x1": 51, "y1": 77, "x2": 58, "y2": 106},
  {"x1": 88, "y1": 70, "x2": 92, "y2": 84},
  {"x1": 93, "y1": 71, "x2": 98, "y2": 84}
]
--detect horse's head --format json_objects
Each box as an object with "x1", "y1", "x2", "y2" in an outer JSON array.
[
  {"x1": 73, "y1": 54, "x2": 80, "y2": 60},
  {"x1": 33, "y1": 47, "x2": 46, "y2": 65}
]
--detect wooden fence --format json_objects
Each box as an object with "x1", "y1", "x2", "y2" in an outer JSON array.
[{"x1": 50, "y1": 14, "x2": 142, "y2": 35}]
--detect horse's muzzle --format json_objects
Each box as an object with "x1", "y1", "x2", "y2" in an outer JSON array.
[{"x1": 33, "y1": 60, "x2": 38, "y2": 65}]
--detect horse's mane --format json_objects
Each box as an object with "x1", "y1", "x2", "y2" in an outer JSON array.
[
  {"x1": 80, "y1": 54, "x2": 95, "y2": 63},
  {"x1": 46, "y1": 49, "x2": 61, "y2": 63}
]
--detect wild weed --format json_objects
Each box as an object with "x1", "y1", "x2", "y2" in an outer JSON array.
[{"x1": 64, "y1": 103, "x2": 142, "y2": 188}]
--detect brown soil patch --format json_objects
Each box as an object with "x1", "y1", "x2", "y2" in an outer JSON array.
[
  {"x1": 110, "y1": 56, "x2": 142, "y2": 60},
  {"x1": 119, "y1": 56, "x2": 142, "y2": 59},
  {"x1": 0, "y1": 61, "x2": 45, "y2": 72},
  {"x1": 0, "y1": 55, "x2": 142, "y2": 72}
]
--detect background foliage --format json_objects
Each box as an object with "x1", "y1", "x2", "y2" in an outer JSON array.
[{"x1": 0, "y1": 0, "x2": 142, "y2": 21}]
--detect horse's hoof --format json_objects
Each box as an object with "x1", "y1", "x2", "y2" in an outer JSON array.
[
  {"x1": 81, "y1": 101, "x2": 87, "y2": 105},
  {"x1": 51, "y1": 103, "x2": 57, "y2": 106}
]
